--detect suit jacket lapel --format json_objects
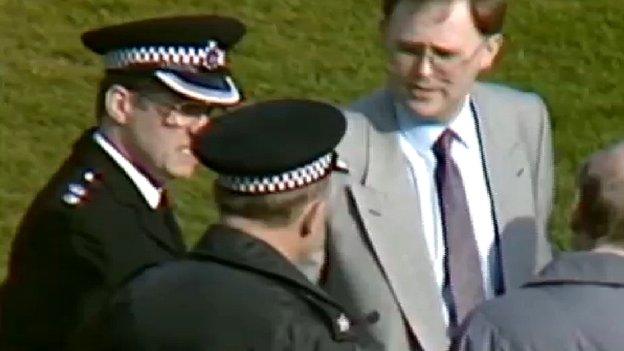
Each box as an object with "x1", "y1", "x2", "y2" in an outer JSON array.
[
  {"x1": 471, "y1": 84, "x2": 537, "y2": 289},
  {"x1": 348, "y1": 90, "x2": 447, "y2": 350}
]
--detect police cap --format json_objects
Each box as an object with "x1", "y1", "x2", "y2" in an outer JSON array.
[
  {"x1": 193, "y1": 99, "x2": 346, "y2": 194},
  {"x1": 81, "y1": 15, "x2": 245, "y2": 105}
]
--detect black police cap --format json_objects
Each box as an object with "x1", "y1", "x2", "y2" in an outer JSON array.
[
  {"x1": 82, "y1": 15, "x2": 245, "y2": 54},
  {"x1": 193, "y1": 99, "x2": 346, "y2": 194},
  {"x1": 81, "y1": 15, "x2": 245, "y2": 105}
]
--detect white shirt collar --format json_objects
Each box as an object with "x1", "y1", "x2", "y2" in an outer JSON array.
[
  {"x1": 93, "y1": 131, "x2": 162, "y2": 209},
  {"x1": 396, "y1": 95, "x2": 477, "y2": 155}
]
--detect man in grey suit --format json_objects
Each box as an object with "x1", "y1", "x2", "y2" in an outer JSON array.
[
  {"x1": 452, "y1": 143, "x2": 624, "y2": 351},
  {"x1": 322, "y1": 0, "x2": 554, "y2": 350}
]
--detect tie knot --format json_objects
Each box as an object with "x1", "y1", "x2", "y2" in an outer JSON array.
[{"x1": 432, "y1": 129, "x2": 455, "y2": 158}]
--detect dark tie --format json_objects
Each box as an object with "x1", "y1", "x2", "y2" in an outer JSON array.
[{"x1": 432, "y1": 129, "x2": 485, "y2": 327}]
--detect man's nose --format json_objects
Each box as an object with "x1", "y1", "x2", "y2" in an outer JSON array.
[
  {"x1": 411, "y1": 53, "x2": 434, "y2": 78},
  {"x1": 188, "y1": 115, "x2": 209, "y2": 134}
]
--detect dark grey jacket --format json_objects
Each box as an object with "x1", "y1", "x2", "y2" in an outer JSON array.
[
  {"x1": 451, "y1": 252, "x2": 624, "y2": 351},
  {"x1": 75, "y1": 225, "x2": 378, "y2": 351}
]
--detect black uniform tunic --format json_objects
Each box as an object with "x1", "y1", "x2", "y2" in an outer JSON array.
[
  {"x1": 0, "y1": 129, "x2": 185, "y2": 350},
  {"x1": 77, "y1": 224, "x2": 375, "y2": 351}
]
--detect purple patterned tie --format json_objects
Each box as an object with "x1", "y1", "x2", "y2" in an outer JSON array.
[{"x1": 432, "y1": 129, "x2": 485, "y2": 326}]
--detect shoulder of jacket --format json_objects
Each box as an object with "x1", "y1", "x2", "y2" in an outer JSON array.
[
  {"x1": 348, "y1": 88, "x2": 389, "y2": 112},
  {"x1": 56, "y1": 167, "x2": 107, "y2": 210},
  {"x1": 475, "y1": 81, "x2": 546, "y2": 108},
  {"x1": 334, "y1": 89, "x2": 391, "y2": 180}
]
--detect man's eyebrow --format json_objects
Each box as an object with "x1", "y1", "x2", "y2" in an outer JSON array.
[
  {"x1": 396, "y1": 40, "x2": 459, "y2": 54},
  {"x1": 396, "y1": 40, "x2": 423, "y2": 50}
]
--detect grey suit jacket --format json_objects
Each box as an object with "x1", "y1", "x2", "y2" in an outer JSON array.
[
  {"x1": 323, "y1": 82, "x2": 554, "y2": 351},
  {"x1": 451, "y1": 252, "x2": 624, "y2": 351}
]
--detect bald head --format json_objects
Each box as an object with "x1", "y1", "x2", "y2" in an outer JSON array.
[{"x1": 572, "y1": 142, "x2": 624, "y2": 247}]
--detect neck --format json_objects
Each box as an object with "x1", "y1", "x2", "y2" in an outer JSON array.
[
  {"x1": 221, "y1": 216, "x2": 300, "y2": 263},
  {"x1": 395, "y1": 92, "x2": 467, "y2": 125}
]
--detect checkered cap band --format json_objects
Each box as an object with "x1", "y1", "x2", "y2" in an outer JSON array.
[
  {"x1": 218, "y1": 153, "x2": 334, "y2": 194},
  {"x1": 104, "y1": 40, "x2": 225, "y2": 70}
]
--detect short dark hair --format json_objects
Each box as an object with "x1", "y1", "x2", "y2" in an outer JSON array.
[
  {"x1": 214, "y1": 178, "x2": 330, "y2": 227},
  {"x1": 382, "y1": 0, "x2": 507, "y2": 35}
]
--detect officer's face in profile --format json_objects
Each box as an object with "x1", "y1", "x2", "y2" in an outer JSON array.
[
  {"x1": 106, "y1": 84, "x2": 211, "y2": 182},
  {"x1": 384, "y1": 0, "x2": 501, "y2": 121}
]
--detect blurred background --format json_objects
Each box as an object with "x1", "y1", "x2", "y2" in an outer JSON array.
[{"x1": 1, "y1": 0, "x2": 623, "y2": 278}]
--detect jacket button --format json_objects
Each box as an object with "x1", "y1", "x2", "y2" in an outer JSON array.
[
  {"x1": 83, "y1": 170, "x2": 96, "y2": 183},
  {"x1": 336, "y1": 313, "x2": 350, "y2": 333}
]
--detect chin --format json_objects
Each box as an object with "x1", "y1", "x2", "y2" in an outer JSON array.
[
  {"x1": 167, "y1": 165, "x2": 197, "y2": 179},
  {"x1": 405, "y1": 100, "x2": 446, "y2": 121}
]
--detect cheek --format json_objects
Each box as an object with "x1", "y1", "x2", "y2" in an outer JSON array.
[
  {"x1": 161, "y1": 130, "x2": 189, "y2": 160},
  {"x1": 440, "y1": 68, "x2": 477, "y2": 95},
  {"x1": 131, "y1": 118, "x2": 176, "y2": 167},
  {"x1": 162, "y1": 130, "x2": 197, "y2": 172},
  {"x1": 390, "y1": 53, "x2": 414, "y2": 77}
]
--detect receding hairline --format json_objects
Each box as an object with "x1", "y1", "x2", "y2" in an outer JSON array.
[{"x1": 383, "y1": 0, "x2": 507, "y2": 35}]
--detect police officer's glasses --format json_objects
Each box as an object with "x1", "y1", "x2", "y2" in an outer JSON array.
[{"x1": 137, "y1": 92, "x2": 214, "y2": 128}]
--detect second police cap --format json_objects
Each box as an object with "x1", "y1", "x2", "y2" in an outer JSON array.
[
  {"x1": 193, "y1": 99, "x2": 347, "y2": 194},
  {"x1": 81, "y1": 15, "x2": 246, "y2": 105}
]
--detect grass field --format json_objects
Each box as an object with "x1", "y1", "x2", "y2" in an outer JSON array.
[{"x1": 1, "y1": 0, "x2": 624, "y2": 279}]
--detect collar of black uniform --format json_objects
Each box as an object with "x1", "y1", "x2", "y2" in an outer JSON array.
[
  {"x1": 192, "y1": 224, "x2": 335, "y2": 301},
  {"x1": 72, "y1": 129, "x2": 159, "y2": 208},
  {"x1": 524, "y1": 251, "x2": 624, "y2": 288},
  {"x1": 191, "y1": 224, "x2": 356, "y2": 340}
]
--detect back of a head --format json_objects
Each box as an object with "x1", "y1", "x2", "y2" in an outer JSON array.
[
  {"x1": 193, "y1": 99, "x2": 346, "y2": 229},
  {"x1": 214, "y1": 177, "x2": 330, "y2": 228},
  {"x1": 573, "y1": 142, "x2": 624, "y2": 246}
]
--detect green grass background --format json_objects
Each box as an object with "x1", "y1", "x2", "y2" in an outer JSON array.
[{"x1": 1, "y1": 0, "x2": 623, "y2": 279}]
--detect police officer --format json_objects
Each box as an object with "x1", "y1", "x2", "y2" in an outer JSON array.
[
  {"x1": 75, "y1": 99, "x2": 379, "y2": 350},
  {"x1": 0, "y1": 15, "x2": 245, "y2": 350}
]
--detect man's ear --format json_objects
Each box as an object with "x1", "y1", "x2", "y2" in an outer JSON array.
[
  {"x1": 480, "y1": 33, "x2": 504, "y2": 71},
  {"x1": 299, "y1": 200, "x2": 326, "y2": 239},
  {"x1": 105, "y1": 84, "x2": 135, "y2": 125}
]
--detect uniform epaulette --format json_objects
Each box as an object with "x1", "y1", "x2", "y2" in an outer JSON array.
[{"x1": 61, "y1": 169, "x2": 100, "y2": 207}]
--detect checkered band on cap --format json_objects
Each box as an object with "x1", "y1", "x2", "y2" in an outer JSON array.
[
  {"x1": 104, "y1": 40, "x2": 225, "y2": 70},
  {"x1": 218, "y1": 153, "x2": 335, "y2": 194}
]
